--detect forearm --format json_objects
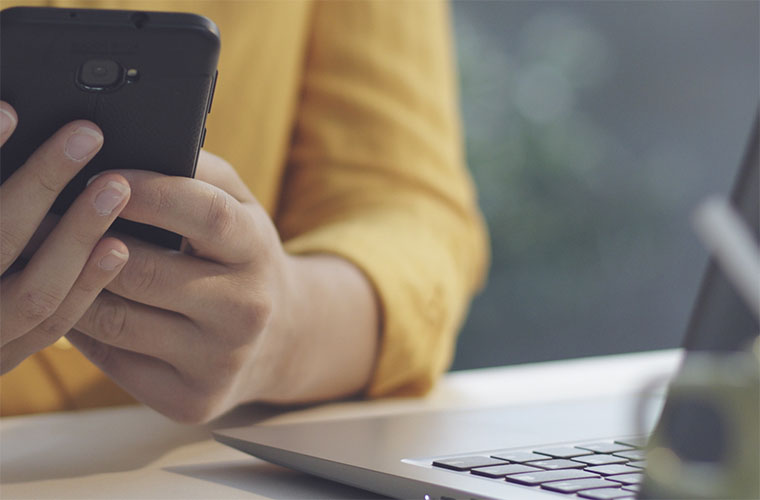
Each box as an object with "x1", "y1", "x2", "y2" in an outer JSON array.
[{"x1": 252, "y1": 253, "x2": 380, "y2": 404}]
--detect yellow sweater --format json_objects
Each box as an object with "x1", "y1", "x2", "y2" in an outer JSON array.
[{"x1": 0, "y1": 0, "x2": 488, "y2": 416}]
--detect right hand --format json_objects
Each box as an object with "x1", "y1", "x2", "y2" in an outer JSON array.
[{"x1": 0, "y1": 101, "x2": 132, "y2": 375}]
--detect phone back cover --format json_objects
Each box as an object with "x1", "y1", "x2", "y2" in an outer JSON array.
[{"x1": 0, "y1": 7, "x2": 220, "y2": 248}]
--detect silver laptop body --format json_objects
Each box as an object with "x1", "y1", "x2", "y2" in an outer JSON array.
[{"x1": 214, "y1": 116, "x2": 759, "y2": 500}]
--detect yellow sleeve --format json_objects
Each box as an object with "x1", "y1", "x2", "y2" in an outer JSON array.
[{"x1": 278, "y1": 0, "x2": 489, "y2": 397}]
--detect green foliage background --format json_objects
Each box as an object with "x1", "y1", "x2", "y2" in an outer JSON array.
[{"x1": 450, "y1": 1, "x2": 759, "y2": 369}]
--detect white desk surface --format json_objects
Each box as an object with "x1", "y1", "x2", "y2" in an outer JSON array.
[{"x1": 0, "y1": 349, "x2": 682, "y2": 500}]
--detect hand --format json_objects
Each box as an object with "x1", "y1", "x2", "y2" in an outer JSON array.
[
  {"x1": 0, "y1": 101, "x2": 131, "y2": 374},
  {"x1": 69, "y1": 151, "x2": 291, "y2": 422},
  {"x1": 70, "y1": 151, "x2": 378, "y2": 423}
]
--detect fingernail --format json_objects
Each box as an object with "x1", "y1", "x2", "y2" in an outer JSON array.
[
  {"x1": 99, "y1": 249, "x2": 128, "y2": 271},
  {"x1": 0, "y1": 108, "x2": 16, "y2": 136},
  {"x1": 94, "y1": 181, "x2": 129, "y2": 216},
  {"x1": 64, "y1": 127, "x2": 103, "y2": 161},
  {"x1": 87, "y1": 172, "x2": 103, "y2": 186}
]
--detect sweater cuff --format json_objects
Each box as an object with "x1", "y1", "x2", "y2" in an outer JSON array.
[{"x1": 283, "y1": 216, "x2": 467, "y2": 398}]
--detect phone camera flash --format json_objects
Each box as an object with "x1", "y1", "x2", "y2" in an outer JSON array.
[{"x1": 126, "y1": 68, "x2": 140, "y2": 82}]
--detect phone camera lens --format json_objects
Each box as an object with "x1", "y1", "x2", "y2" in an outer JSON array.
[{"x1": 78, "y1": 59, "x2": 123, "y2": 89}]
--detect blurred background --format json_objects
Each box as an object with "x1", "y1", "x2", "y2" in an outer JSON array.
[{"x1": 449, "y1": 1, "x2": 759, "y2": 370}]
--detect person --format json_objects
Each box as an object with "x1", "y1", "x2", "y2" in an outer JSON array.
[{"x1": 0, "y1": 0, "x2": 489, "y2": 423}]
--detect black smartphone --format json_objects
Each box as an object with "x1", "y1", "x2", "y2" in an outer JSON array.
[{"x1": 0, "y1": 7, "x2": 220, "y2": 249}]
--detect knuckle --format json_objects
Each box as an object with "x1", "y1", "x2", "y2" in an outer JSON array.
[
  {"x1": 118, "y1": 251, "x2": 159, "y2": 296},
  {"x1": 69, "y1": 224, "x2": 97, "y2": 247},
  {"x1": 223, "y1": 292, "x2": 272, "y2": 344},
  {"x1": 91, "y1": 294, "x2": 129, "y2": 344},
  {"x1": 75, "y1": 273, "x2": 101, "y2": 296},
  {"x1": 36, "y1": 312, "x2": 74, "y2": 340},
  {"x1": 18, "y1": 287, "x2": 63, "y2": 325},
  {"x1": 205, "y1": 190, "x2": 235, "y2": 242},
  {"x1": 207, "y1": 347, "x2": 246, "y2": 381},
  {"x1": 31, "y1": 157, "x2": 63, "y2": 195},
  {"x1": 248, "y1": 293, "x2": 273, "y2": 328},
  {"x1": 153, "y1": 181, "x2": 175, "y2": 215},
  {"x1": 168, "y1": 391, "x2": 223, "y2": 424}
]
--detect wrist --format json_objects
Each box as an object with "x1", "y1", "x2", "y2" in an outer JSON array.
[
  {"x1": 240, "y1": 252, "x2": 379, "y2": 405},
  {"x1": 256, "y1": 251, "x2": 307, "y2": 401}
]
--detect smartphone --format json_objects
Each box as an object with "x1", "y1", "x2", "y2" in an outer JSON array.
[{"x1": 0, "y1": 7, "x2": 220, "y2": 249}]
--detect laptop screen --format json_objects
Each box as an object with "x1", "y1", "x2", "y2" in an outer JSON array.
[
  {"x1": 681, "y1": 111, "x2": 759, "y2": 352},
  {"x1": 642, "y1": 112, "x2": 759, "y2": 499}
]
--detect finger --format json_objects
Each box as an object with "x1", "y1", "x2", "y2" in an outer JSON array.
[
  {"x1": 0, "y1": 120, "x2": 104, "y2": 273},
  {"x1": 113, "y1": 170, "x2": 263, "y2": 264},
  {"x1": 0, "y1": 101, "x2": 18, "y2": 146},
  {"x1": 66, "y1": 330, "x2": 215, "y2": 423},
  {"x1": 194, "y1": 150, "x2": 254, "y2": 203},
  {"x1": 0, "y1": 174, "x2": 130, "y2": 335},
  {"x1": 101, "y1": 235, "x2": 228, "y2": 315},
  {"x1": 75, "y1": 289, "x2": 201, "y2": 369},
  {"x1": 0, "y1": 238, "x2": 128, "y2": 370}
]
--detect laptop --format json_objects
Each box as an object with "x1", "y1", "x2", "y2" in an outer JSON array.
[{"x1": 214, "y1": 114, "x2": 759, "y2": 500}]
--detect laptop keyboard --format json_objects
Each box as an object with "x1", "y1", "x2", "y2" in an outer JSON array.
[{"x1": 430, "y1": 437, "x2": 647, "y2": 499}]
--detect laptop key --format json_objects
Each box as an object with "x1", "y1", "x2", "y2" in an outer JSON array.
[
  {"x1": 540, "y1": 478, "x2": 623, "y2": 494},
  {"x1": 585, "y1": 464, "x2": 641, "y2": 476},
  {"x1": 432, "y1": 456, "x2": 506, "y2": 471},
  {"x1": 527, "y1": 459, "x2": 586, "y2": 470},
  {"x1": 614, "y1": 436, "x2": 649, "y2": 448},
  {"x1": 613, "y1": 450, "x2": 647, "y2": 461},
  {"x1": 607, "y1": 473, "x2": 644, "y2": 485},
  {"x1": 470, "y1": 463, "x2": 540, "y2": 478},
  {"x1": 576, "y1": 442, "x2": 635, "y2": 454},
  {"x1": 623, "y1": 484, "x2": 641, "y2": 492},
  {"x1": 573, "y1": 454, "x2": 629, "y2": 466},
  {"x1": 578, "y1": 487, "x2": 636, "y2": 499},
  {"x1": 505, "y1": 469, "x2": 597, "y2": 486},
  {"x1": 627, "y1": 460, "x2": 647, "y2": 469},
  {"x1": 534, "y1": 446, "x2": 593, "y2": 459},
  {"x1": 490, "y1": 451, "x2": 546, "y2": 463}
]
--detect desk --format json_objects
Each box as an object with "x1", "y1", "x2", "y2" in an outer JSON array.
[{"x1": 0, "y1": 349, "x2": 682, "y2": 499}]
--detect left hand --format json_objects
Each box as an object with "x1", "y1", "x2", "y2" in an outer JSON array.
[{"x1": 69, "y1": 151, "x2": 295, "y2": 423}]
